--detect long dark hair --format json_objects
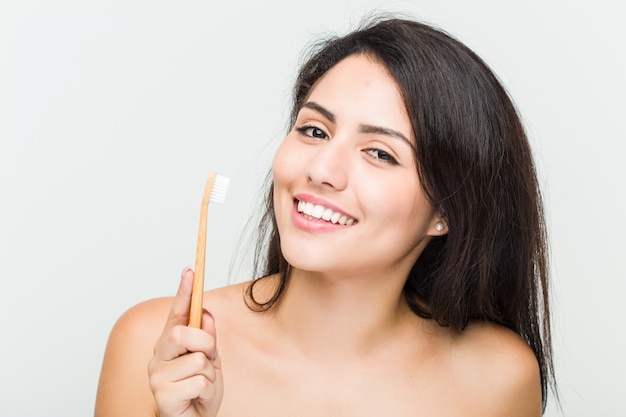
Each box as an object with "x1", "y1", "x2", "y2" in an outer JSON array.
[{"x1": 246, "y1": 16, "x2": 555, "y2": 408}]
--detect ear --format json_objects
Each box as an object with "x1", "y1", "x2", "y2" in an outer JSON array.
[{"x1": 426, "y1": 211, "x2": 448, "y2": 237}]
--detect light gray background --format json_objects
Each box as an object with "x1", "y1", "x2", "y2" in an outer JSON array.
[{"x1": 1, "y1": 0, "x2": 624, "y2": 416}]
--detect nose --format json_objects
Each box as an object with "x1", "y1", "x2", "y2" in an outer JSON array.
[{"x1": 306, "y1": 139, "x2": 349, "y2": 191}]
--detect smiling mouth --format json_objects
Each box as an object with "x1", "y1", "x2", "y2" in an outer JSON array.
[{"x1": 296, "y1": 199, "x2": 358, "y2": 226}]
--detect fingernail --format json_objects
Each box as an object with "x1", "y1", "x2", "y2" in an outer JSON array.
[{"x1": 180, "y1": 265, "x2": 193, "y2": 279}]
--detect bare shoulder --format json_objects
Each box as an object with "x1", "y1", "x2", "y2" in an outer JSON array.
[
  {"x1": 95, "y1": 289, "x2": 190, "y2": 415},
  {"x1": 204, "y1": 280, "x2": 249, "y2": 315},
  {"x1": 94, "y1": 295, "x2": 170, "y2": 416},
  {"x1": 102, "y1": 280, "x2": 250, "y2": 357},
  {"x1": 449, "y1": 321, "x2": 543, "y2": 416},
  {"x1": 203, "y1": 279, "x2": 275, "y2": 347},
  {"x1": 106, "y1": 280, "x2": 248, "y2": 343},
  {"x1": 95, "y1": 281, "x2": 249, "y2": 417},
  {"x1": 204, "y1": 275, "x2": 280, "y2": 326},
  {"x1": 112, "y1": 295, "x2": 172, "y2": 337}
]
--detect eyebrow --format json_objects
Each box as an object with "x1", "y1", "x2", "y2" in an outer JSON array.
[
  {"x1": 359, "y1": 125, "x2": 414, "y2": 149},
  {"x1": 302, "y1": 101, "x2": 414, "y2": 149},
  {"x1": 302, "y1": 101, "x2": 335, "y2": 123}
]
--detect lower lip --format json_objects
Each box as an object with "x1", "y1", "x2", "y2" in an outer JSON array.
[{"x1": 291, "y1": 201, "x2": 352, "y2": 232}]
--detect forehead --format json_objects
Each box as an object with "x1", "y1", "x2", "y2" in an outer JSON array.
[
  {"x1": 307, "y1": 54, "x2": 398, "y2": 101},
  {"x1": 303, "y1": 54, "x2": 412, "y2": 138}
]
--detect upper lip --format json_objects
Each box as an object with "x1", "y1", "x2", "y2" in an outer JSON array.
[{"x1": 293, "y1": 193, "x2": 358, "y2": 221}]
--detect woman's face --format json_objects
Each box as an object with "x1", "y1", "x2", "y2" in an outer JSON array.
[{"x1": 272, "y1": 54, "x2": 444, "y2": 278}]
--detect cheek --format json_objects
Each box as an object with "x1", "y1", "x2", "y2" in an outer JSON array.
[
  {"x1": 272, "y1": 138, "x2": 300, "y2": 222},
  {"x1": 271, "y1": 141, "x2": 287, "y2": 180},
  {"x1": 271, "y1": 136, "x2": 299, "y2": 184},
  {"x1": 365, "y1": 181, "x2": 433, "y2": 234},
  {"x1": 366, "y1": 177, "x2": 423, "y2": 216}
]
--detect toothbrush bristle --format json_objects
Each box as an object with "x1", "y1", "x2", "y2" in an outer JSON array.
[{"x1": 209, "y1": 174, "x2": 230, "y2": 204}]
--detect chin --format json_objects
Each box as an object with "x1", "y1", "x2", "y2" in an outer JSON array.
[{"x1": 280, "y1": 243, "x2": 343, "y2": 275}]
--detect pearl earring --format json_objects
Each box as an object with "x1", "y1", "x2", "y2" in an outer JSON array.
[{"x1": 435, "y1": 223, "x2": 445, "y2": 232}]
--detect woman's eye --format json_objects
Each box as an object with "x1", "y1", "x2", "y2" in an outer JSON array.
[
  {"x1": 365, "y1": 148, "x2": 398, "y2": 165},
  {"x1": 296, "y1": 125, "x2": 328, "y2": 139}
]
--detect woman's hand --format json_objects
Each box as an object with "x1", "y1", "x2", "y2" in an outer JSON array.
[{"x1": 148, "y1": 268, "x2": 223, "y2": 417}]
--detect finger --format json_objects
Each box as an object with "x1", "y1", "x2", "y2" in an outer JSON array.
[
  {"x1": 154, "y1": 311, "x2": 219, "y2": 362},
  {"x1": 152, "y1": 351, "x2": 218, "y2": 385},
  {"x1": 201, "y1": 309, "x2": 220, "y2": 365},
  {"x1": 153, "y1": 320, "x2": 218, "y2": 362},
  {"x1": 165, "y1": 267, "x2": 195, "y2": 330},
  {"x1": 152, "y1": 374, "x2": 218, "y2": 416},
  {"x1": 152, "y1": 267, "x2": 196, "y2": 360},
  {"x1": 153, "y1": 312, "x2": 219, "y2": 365}
]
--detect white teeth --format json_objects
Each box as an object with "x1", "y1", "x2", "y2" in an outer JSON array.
[
  {"x1": 296, "y1": 199, "x2": 356, "y2": 225},
  {"x1": 312, "y1": 205, "x2": 324, "y2": 218}
]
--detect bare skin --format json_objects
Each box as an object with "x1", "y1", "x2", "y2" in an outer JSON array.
[
  {"x1": 95, "y1": 271, "x2": 542, "y2": 417},
  {"x1": 95, "y1": 55, "x2": 543, "y2": 416}
]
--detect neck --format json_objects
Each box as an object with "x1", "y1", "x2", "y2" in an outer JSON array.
[{"x1": 269, "y1": 267, "x2": 418, "y2": 360}]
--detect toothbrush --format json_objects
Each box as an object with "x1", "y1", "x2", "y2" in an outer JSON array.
[{"x1": 188, "y1": 172, "x2": 230, "y2": 328}]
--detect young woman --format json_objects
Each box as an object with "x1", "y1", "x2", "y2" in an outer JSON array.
[{"x1": 95, "y1": 16, "x2": 555, "y2": 417}]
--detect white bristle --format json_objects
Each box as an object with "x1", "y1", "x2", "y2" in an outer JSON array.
[{"x1": 209, "y1": 174, "x2": 230, "y2": 204}]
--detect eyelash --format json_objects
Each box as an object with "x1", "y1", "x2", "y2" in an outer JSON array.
[
  {"x1": 295, "y1": 125, "x2": 328, "y2": 140},
  {"x1": 295, "y1": 124, "x2": 399, "y2": 165},
  {"x1": 364, "y1": 149, "x2": 398, "y2": 165}
]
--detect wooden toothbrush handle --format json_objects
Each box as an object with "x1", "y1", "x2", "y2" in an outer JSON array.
[{"x1": 189, "y1": 172, "x2": 216, "y2": 328}]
